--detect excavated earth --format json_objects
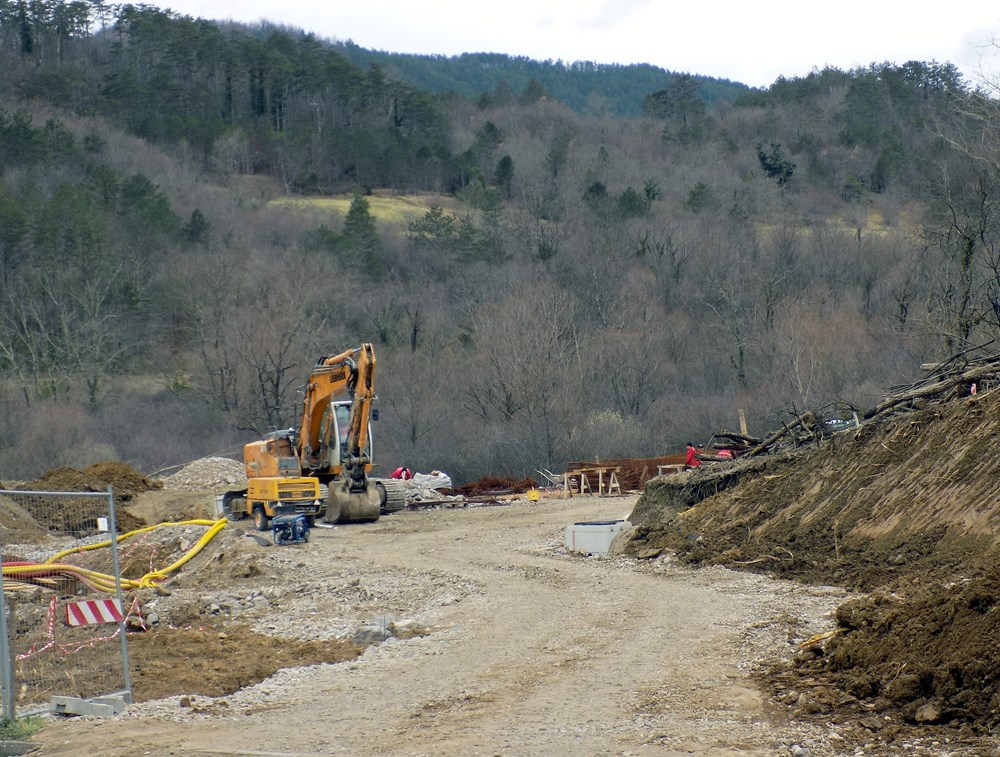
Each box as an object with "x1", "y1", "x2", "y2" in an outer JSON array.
[
  {"x1": 625, "y1": 389, "x2": 1000, "y2": 752},
  {"x1": 13, "y1": 388, "x2": 1000, "y2": 755}
]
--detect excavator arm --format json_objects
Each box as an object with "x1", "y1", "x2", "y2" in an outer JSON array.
[{"x1": 297, "y1": 343, "x2": 380, "y2": 522}]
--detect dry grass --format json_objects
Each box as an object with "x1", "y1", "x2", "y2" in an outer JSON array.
[{"x1": 270, "y1": 191, "x2": 460, "y2": 227}]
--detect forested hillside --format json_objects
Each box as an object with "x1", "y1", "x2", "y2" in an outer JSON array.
[
  {"x1": 0, "y1": 2, "x2": 997, "y2": 484},
  {"x1": 331, "y1": 46, "x2": 750, "y2": 116}
]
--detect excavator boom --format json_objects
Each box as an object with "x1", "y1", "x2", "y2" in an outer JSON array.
[{"x1": 298, "y1": 344, "x2": 380, "y2": 523}]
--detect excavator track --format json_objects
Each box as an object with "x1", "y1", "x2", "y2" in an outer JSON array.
[{"x1": 374, "y1": 478, "x2": 408, "y2": 514}]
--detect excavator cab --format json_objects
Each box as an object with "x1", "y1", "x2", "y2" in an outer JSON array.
[{"x1": 244, "y1": 429, "x2": 301, "y2": 478}]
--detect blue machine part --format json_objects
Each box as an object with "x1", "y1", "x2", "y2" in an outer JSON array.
[{"x1": 272, "y1": 513, "x2": 310, "y2": 545}]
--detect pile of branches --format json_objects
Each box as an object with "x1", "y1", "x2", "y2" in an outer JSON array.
[
  {"x1": 705, "y1": 348, "x2": 1000, "y2": 465},
  {"x1": 865, "y1": 348, "x2": 1000, "y2": 419},
  {"x1": 648, "y1": 348, "x2": 1000, "y2": 508},
  {"x1": 706, "y1": 410, "x2": 842, "y2": 462}
]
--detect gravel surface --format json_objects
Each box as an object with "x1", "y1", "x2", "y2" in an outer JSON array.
[
  {"x1": 29, "y1": 495, "x2": 934, "y2": 756},
  {"x1": 159, "y1": 456, "x2": 247, "y2": 492}
]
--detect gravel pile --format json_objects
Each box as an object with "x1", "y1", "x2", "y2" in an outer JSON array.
[{"x1": 160, "y1": 457, "x2": 247, "y2": 492}]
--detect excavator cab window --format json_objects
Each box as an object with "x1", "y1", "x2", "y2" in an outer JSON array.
[
  {"x1": 333, "y1": 401, "x2": 372, "y2": 459},
  {"x1": 334, "y1": 404, "x2": 350, "y2": 453}
]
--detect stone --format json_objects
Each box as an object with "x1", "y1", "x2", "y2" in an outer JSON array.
[
  {"x1": 915, "y1": 701, "x2": 941, "y2": 723},
  {"x1": 352, "y1": 625, "x2": 392, "y2": 647}
]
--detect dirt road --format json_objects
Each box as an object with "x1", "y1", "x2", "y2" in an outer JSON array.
[{"x1": 33, "y1": 495, "x2": 847, "y2": 756}]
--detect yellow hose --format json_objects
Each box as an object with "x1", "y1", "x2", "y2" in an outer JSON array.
[
  {"x1": 46, "y1": 519, "x2": 224, "y2": 564},
  {"x1": 8, "y1": 518, "x2": 231, "y2": 593},
  {"x1": 136, "y1": 517, "x2": 229, "y2": 587}
]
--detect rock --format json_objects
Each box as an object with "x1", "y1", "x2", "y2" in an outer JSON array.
[
  {"x1": 352, "y1": 625, "x2": 393, "y2": 647},
  {"x1": 859, "y1": 716, "x2": 884, "y2": 731},
  {"x1": 161, "y1": 456, "x2": 247, "y2": 492},
  {"x1": 389, "y1": 618, "x2": 426, "y2": 637},
  {"x1": 915, "y1": 701, "x2": 941, "y2": 723},
  {"x1": 218, "y1": 596, "x2": 242, "y2": 611}
]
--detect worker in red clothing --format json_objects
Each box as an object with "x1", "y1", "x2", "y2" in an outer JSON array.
[
  {"x1": 391, "y1": 466, "x2": 412, "y2": 480},
  {"x1": 684, "y1": 443, "x2": 701, "y2": 468}
]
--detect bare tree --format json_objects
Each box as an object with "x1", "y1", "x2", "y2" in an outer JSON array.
[
  {"x1": 462, "y1": 281, "x2": 582, "y2": 472},
  {"x1": 184, "y1": 252, "x2": 338, "y2": 434},
  {"x1": 0, "y1": 264, "x2": 139, "y2": 408}
]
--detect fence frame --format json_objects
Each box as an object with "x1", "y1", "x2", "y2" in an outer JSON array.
[{"x1": 0, "y1": 485, "x2": 132, "y2": 719}]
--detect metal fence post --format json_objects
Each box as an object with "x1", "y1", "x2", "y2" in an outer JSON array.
[
  {"x1": 106, "y1": 486, "x2": 133, "y2": 704},
  {"x1": 0, "y1": 550, "x2": 12, "y2": 722}
]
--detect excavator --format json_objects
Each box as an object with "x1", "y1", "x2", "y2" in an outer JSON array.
[{"x1": 225, "y1": 344, "x2": 387, "y2": 528}]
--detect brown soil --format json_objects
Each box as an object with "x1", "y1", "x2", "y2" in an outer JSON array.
[
  {"x1": 33, "y1": 496, "x2": 850, "y2": 757},
  {"x1": 623, "y1": 390, "x2": 1000, "y2": 746},
  {"x1": 757, "y1": 566, "x2": 1000, "y2": 747},
  {"x1": 17, "y1": 391, "x2": 1000, "y2": 754},
  {"x1": 16, "y1": 461, "x2": 160, "y2": 533},
  {"x1": 123, "y1": 489, "x2": 217, "y2": 525},
  {"x1": 0, "y1": 493, "x2": 45, "y2": 539},
  {"x1": 127, "y1": 625, "x2": 360, "y2": 702}
]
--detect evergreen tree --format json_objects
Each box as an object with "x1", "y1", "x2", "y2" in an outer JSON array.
[
  {"x1": 494, "y1": 155, "x2": 514, "y2": 200},
  {"x1": 342, "y1": 191, "x2": 382, "y2": 271}
]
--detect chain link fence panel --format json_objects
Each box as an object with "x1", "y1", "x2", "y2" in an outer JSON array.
[{"x1": 0, "y1": 488, "x2": 131, "y2": 716}]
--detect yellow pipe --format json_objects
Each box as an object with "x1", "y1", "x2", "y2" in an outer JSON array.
[
  {"x1": 137, "y1": 517, "x2": 229, "y2": 587},
  {"x1": 7, "y1": 518, "x2": 230, "y2": 593},
  {"x1": 46, "y1": 519, "x2": 224, "y2": 564}
]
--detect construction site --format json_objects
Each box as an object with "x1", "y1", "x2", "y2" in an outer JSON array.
[{"x1": 0, "y1": 355, "x2": 999, "y2": 755}]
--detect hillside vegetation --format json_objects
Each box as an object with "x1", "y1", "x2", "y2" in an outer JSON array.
[{"x1": 0, "y1": 3, "x2": 999, "y2": 485}]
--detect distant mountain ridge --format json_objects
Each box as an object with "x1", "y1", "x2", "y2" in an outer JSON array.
[{"x1": 332, "y1": 44, "x2": 753, "y2": 116}]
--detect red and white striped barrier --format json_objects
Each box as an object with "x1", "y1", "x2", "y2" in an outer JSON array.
[{"x1": 65, "y1": 598, "x2": 124, "y2": 627}]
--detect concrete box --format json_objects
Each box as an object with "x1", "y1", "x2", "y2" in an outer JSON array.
[{"x1": 564, "y1": 519, "x2": 630, "y2": 555}]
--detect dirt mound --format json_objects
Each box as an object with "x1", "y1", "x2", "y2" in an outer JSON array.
[
  {"x1": 125, "y1": 490, "x2": 217, "y2": 525},
  {"x1": 759, "y1": 565, "x2": 1000, "y2": 743},
  {"x1": 626, "y1": 394, "x2": 1000, "y2": 590},
  {"x1": 15, "y1": 462, "x2": 160, "y2": 533},
  {"x1": 28, "y1": 462, "x2": 162, "y2": 499},
  {"x1": 0, "y1": 493, "x2": 46, "y2": 541},
  {"x1": 161, "y1": 456, "x2": 247, "y2": 492},
  {"x1": 623, "y1": 389, "x2": 1000, "y2": 745},
  {"x1": 128, "y1": 625, "x2": 360, "y2": 702}
]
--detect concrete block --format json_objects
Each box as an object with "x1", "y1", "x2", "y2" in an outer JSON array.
[
  {"x1": 50, "y1": 695, "x2": 117, "y2": 718},
  {"x1": 565, "y1": 519, "x2": 631, "y2": 555},
  {"x1": 90, "y1": 695, "x2": 127, "y2": 713}
]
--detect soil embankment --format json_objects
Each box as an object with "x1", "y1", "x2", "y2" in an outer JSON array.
[{"x1": 625, "y1": 390, "x2": 1000, "y2": 743}]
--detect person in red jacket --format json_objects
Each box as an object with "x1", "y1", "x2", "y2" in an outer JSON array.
[
  {"x1": 685, "y1": 443, "x2": 701, "y2": 468},
  {"x1": 391, "y1": 466, "x2": 412, "y2": 480}
]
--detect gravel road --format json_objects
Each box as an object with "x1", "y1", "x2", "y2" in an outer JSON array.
[{"x1": 33, "y1": 495, "x2": 850, "y2": 756}]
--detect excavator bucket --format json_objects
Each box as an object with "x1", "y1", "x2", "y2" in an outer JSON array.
[{"x1": 323, "y1": 477, "x2": 381, "y2": 523}]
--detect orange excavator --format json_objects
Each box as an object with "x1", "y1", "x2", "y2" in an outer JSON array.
[{"x1": 224, "y1": 344, "x2": 384, "y2": 527}]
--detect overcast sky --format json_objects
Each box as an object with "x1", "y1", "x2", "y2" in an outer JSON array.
[{"x1": 152, "y1": 1, "x2": 1000, "y2": 89}]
